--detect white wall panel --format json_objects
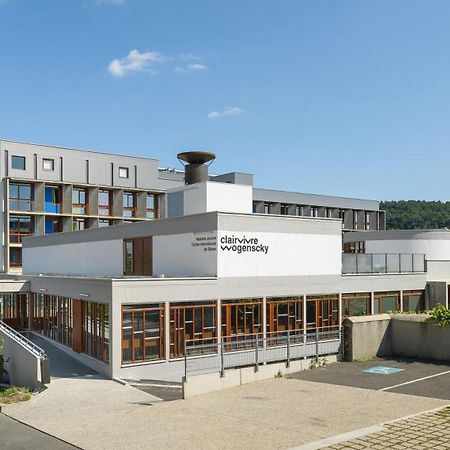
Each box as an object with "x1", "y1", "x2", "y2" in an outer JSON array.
[
  {"x1": 23, "y1": 239, "x2": 123, "y2": 276},
  {"x1": 366, "y1": 239, "x2": 450, "y2": 261},
  {"x1": 217, "y1": 231, "x2": 341, "y2": 277}
]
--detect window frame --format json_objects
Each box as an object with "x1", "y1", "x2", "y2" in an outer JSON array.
[
  {"x1": 11, "y1": 155, "x2": 26, "y2": 170},
  {"x1": 42, "y1": 158, "x2": 55, "y2": 171},
  {"x1": 118, "y1": 167, "x2": 129, "y2": 179}
]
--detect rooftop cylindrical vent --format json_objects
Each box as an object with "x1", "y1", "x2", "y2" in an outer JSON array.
[{"x1": 177, "y1": 151, "x2": 216, "y2": 185}]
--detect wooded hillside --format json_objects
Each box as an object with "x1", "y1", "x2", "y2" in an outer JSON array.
[{"x1": 380, "y1": 201, "x2": 450, "y2": 230}]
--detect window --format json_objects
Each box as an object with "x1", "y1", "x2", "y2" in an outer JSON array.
[
  {"x1": 280, "y1": 204, "x2": 289, "y2": 215},
  {"x1": 123, "y1": 192, "x2": 136, "y2": 217},
  {"x1": 170, "y1": 302, "x2": 216, "y2": 357},
  {"x1": 264, "y1": 203, "x2": 271, "y2": 214},
  {"x1": 98, "y1": 190, "x2": 111, "y2": 216},
  {"x1": 99, "y1": 219, "x2": 112, "y2": 227},
  {"x1": 72, "y1": 218, "x2": 86, "y2": 231},
  {"x1": 11, "y1": 155, "x2": 26, "y2": 170},
  {"x1": 119, "y1": 167, "x2": 129, "y2": 179},
  {"x1": 221, "y1": 299, "x2": 263, "y2": 343},
  {"x1": 83, "y1": 301, "x2": 109, "y2": 362},
  {"x1": 122, "y1": 304, "x2": 165, "y2": 363},
  {"x1": 146, "y1": 193, "x2": 158, "y2": 219},
  {"x1": 72, "y1": 188, "x2": 87, "y2": 215},
  {"x1": 45, "y1": 217, "x2": 62, "y2": 234},
  {"x1": 342, "y1": 293, "x2": 371, "y2": 318},
  {"x1": 9, "y1": 215, "x2": 33, "y2": 243},
  {"x1": 306, "y1": 295, "x2": 339, "y2": 330},
  {"x1": 402, "y1": 291, "x2": 425, "y2": 312},
  {"x1": 266, "y1": 297, "x2": 303, "y2": 336},
  {"x1": 123, "y1": 237, "x2": 152, "y2": 276},
  {"x1": 373, "y1": 292, "x2": 400, "y2": 314},
  {"x1": 9, "y1": 248, "x2": 22, "y2": 267},
  {"x1": 9, "y1": 183, "x2": 32, "y2": 211},
  {"x1": 45, "y1": 186, "x2": 61, "y2": 213},
  {"x1": 43, "y1": 158, "x2": 54, "y2": 171}
]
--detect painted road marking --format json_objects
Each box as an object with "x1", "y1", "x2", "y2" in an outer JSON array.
[
  {"x1": 379, "y1": 369, "x2": 450, "y2": 391},
  {"x1": 363, "y1": 366, "x2": 405, "y2": 375}
]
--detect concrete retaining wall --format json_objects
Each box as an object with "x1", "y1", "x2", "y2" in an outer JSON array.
[
  {"x1": 391, "y1": 315, "x2": 450, "y2": 362},
  {"x1": 0, "y1": 330, "x2": 47, "y2": 391},
  {"x1": 344, "y1": 314, "x2": 450, "y2": 363},
  {"x1": 183, "y1": 356, "x2": 338, "y2": 398},
  {"x1": 343, "y1": 314, "x2": 391, "y2": 361}
]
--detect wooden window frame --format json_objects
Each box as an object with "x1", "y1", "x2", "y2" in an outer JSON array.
[{"x1": 9, "y1": 183, "x2": 33, "y2": 212}]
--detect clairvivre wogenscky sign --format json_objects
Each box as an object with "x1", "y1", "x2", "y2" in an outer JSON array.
[{"x1": 220, "y1": 234, "x2": 270, "y2": 255}]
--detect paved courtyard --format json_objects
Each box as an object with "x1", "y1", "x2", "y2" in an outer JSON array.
[{"x1": 324, "y1": 406, "x2": 450, "y2": 450}]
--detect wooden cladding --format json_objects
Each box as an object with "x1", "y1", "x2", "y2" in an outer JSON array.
[{"x1": 124, "y1": 237, "x2": 152, "y2": 276}]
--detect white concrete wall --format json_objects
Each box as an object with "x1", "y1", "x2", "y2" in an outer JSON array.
[
  {"x1": 153, "y1": 231, "x2": 217, "y2": 277},
  {"x1": 217, "y1": 231, "x2": 341, "y2": 277},
  {"x1": 427, "y1": 261, "x2": 450, "y2": 281},
  {"x1": 366, "y1": 239, "x2": 450, "y2": 261},
  {"x1": 23, "y1": 239, "x2": 123, "y2": 276},
  {"x1": 206, "y1": 182, "x2": 252, "y2": 214},
  {"x1": 183, "y1": 183, "x2": 207, "y2": 215}
]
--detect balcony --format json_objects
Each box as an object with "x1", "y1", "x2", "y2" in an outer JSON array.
[{"x1": 342, "y1": 253, "x2": 426, "y2": 275}]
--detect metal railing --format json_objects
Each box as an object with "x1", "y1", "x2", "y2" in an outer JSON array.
[
  {"x1": 342, "y1": 253, "x2": 426, "y2": 274},
  {"x1": 0, "y1": 320, "x2": 47, "y2": 360},
  {"x1": 184, "y1": 327, "x2": 342, "y2": 379}
]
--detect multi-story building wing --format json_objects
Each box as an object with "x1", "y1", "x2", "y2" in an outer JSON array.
[
  {"x1": 0, "y1": 139, "x2": 386, "y2": 274},
  {"x1": 0, "y1": 139, "x2": 185, "y2": 273}
]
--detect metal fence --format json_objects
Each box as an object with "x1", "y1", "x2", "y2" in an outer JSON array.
[
  {"x1": 342, "y1": 253, "x2": 426, "y2": 275},
  {"x1": 184, "y1": 327, "x2": 342, "y2": 379}
]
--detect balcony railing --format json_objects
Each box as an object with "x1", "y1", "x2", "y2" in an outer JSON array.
[
  {"x1": 342, "y1": 253, "x2": 426, "y2": 274},
  {"x1": 10, "y1": 231, "x2": 33, "y2": 244}
]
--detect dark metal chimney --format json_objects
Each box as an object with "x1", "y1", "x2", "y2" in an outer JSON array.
[{"x1": 177, "y1": 151, "x2": 216, "y2": 185}]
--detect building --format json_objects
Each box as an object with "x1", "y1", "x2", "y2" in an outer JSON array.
[
  {"x1": 1, "y1": 149, "x2": 447, "y2": 385},
  {"x1": 0, "y1": 139, "x2": 385, "y2": 273}
]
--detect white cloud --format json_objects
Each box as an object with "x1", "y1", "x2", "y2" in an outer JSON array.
[
  {"x1": 207, "y1": 107, "x2": 243, "y2": 119},
  {"x1": 180, "y1": 53, "x2": 203, "y2": 61},
  {"x1": 97, "y1": 0, "x2": 126, "y2": 5},
  {"x1": 174, "y1": 63, "x2": 208, "y2": 74},
  {"x1": 108, "y1": 49, "x2": 165, "y2": 77}
]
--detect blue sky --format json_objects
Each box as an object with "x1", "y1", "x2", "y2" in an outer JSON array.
[{"x1": 0, "y1": 0, "x2": 449, "y2": 201}]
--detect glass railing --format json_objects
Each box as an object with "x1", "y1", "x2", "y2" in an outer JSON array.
[{"x1": 342, "y1": 253, "x2": 426, "y2": 274}]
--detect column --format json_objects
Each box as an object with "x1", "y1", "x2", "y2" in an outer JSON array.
[
  {"x1": 72, "y1": 299, "x2": 84, "y2": 353},
  {"x1": 338, "y1": 293, "x2": 343, "y2": 329},
  {"x1": 164, "y1": 301, "x2": 170, "y2": 361},
  {"x1": 216, "y1": 299, "x2": 221, "y2": 342},
  {"x1": 371, "y1": 292, "x2": 375, "y2": 315},
  {"x1": 399, "y1": 290, "x2": 404, "y2": 312}
]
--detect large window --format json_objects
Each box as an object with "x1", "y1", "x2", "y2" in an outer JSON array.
[
  {"x1": 146, "y1": 193, "x2": 158, "y2": 219},
  {"x1": 342, "y1": 293, "x2": 371, "y2": 318},
  {"x1": 123, "y1": 192, "x2": 136, "y2": 218},
  {"x1": 72, "y1": 218, "x2": 86, "y2": 231},
  {"x1": 306, "y1": 295, "x2": 339, "y2": 330},
  {"x1": 0, "y1": 293, "x2": 28, "y2": 328},
  {"x1": 9, "y1": 248, "x2": 22, "y2": 267},
  {"x1": 9, "y1": 215, "x2": 33, "y2": 243},
  {"x1": 98, "y1": 190, "x2": 112, "y2": 216},
  {"x1": 11, "y1": 155, "x2": 26, "y2": 170},
  {"x1": 123, "y1": 238, "x2": 152, "y2": 276},
  {"x1": 403, "y1": 291, "x2": 425, "y2": 312},
  {"x1": 119, "y1": 167, "x2": 129, "y2": 179},
  {"x1": 45, "y1": 186, "x2": 61, "y2": 213},
  {"x1": 45, "y1": 217, "x2": 62, "y2": 234},
  {"x1": 170, "y1": 302, "x2": 216, "y2": 357},
  {"x1": 31, "y1": 294, "x2": 73, "y2": 348},
  {"x1": 374, "y1": 292, "x2": 400, "y2": 314},
  {"x1": 83, "y1": 301, "x2": 109, "y2": 362},
  {"x1": 221, "y1": 299, "x2": 262, "y2": 341},
  {"x1": 122, "y1": 304, "x2": 164, "y2": 364},
  {"x1": 266, "y1": 297, "x2": 303, "y2": 335},
  {"x1": 9, "y1": 183, "x2": 32, "y2": 211},
  {"x1": 43, "y1": 158, "x2": 54, "y2": 171},
  {"x1": 72, "y1": 188, "x2": 87, "y2": 215}
]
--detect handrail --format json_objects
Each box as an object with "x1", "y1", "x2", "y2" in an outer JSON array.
[{"x1": 0, "y1": 320, "x2": 47, "y2": 360}]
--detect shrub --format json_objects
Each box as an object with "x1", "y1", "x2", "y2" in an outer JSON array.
[
  {"x1": 0, "y1": 386, "x2": 31, "y2": 404},
  {"x1": 427, "y1": 305, "x2": 450, "y2": 327}
]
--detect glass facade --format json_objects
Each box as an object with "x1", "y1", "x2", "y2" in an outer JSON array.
[
  {"x1": 342, "y1": 293, "x2": 371, "y2": 317},
  {"x1": 121, "y1": 304, "x2": 164, "y2": 364},
  {"x1": 10, "y1": 215, "x2": 33, "y2": 243},
  {"x1": 98, "y1": 190, "x2": 111, "y2": 216},
  {"x1": 123, "y1": 192, "x2": 136, "y2": 218},
  {"x1": 72, "y1": 188, "x2": 87, "y2": 215}
]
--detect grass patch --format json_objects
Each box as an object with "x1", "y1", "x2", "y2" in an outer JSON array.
[
  {"x1": 355, "y1": 355, "x2": 375, "y2": 362},
  {"x1": 0, "y1": 386, "x2": 32, "y2": 404}
]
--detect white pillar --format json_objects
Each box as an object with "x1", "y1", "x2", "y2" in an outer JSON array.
[
  {"x1": 164, "y1": 301, "x2": 170, "y2": 361},
  {"x1": 371, "y1": 292, "x2": 375, "y2": 315},
  {"x1": 216, "y1": 298, "x2": 221, "y2": 343},
  {"x1": 303, "y1": 294, "x2": 307, "y2": 334},
  {"x1": 399, "y1": 290, "x2": 404, "y2": 312},
  {"x1": 338, "y1": 293, "x2": 342, "y2": 329},
  {"x1": 262, "y1": 296, "x2": 267, "y2": 340}
]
